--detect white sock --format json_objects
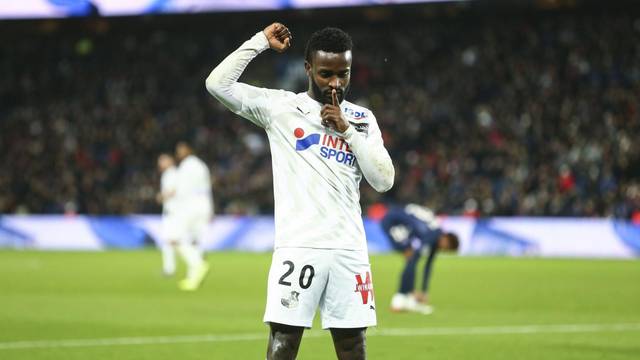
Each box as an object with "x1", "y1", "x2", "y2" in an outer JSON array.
[
  {"x1": 179, "y1": 243, "x2": 204, "y2": 279},
  {"x1": 161, "y1": 244, "x2": 176, "y2": 275}
]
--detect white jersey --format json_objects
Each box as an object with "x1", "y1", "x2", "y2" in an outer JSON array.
[
  {"x1": 176, "y1": 155, "x2": 213, "y2": 215},
  {"x1": 206, "y1": 31, "x2": 394, "y2": 250},
  {"x1": 161, "y1": 166, "x2": 179, "y2": 215}
]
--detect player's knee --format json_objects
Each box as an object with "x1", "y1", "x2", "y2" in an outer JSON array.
[{"x1": 267, "y1": 323, "x2": 304, "y2": 360}]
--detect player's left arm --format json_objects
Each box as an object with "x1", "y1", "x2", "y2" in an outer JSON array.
[{"x1": 322, "y1": 91, "x2": 394, "y2": 192}]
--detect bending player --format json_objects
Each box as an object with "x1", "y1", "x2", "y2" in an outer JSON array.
[
  {"x1": 380, "y1": 204, "x2": 459, "y2": 314},
  {"x1": 206, "y1": 23, "x2": 394, "y2": 360}
]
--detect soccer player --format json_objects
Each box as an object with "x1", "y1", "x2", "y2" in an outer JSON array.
[
  {"x1": 206, "y1": 23, "x2": 394, "y2": 360},
  {"x1": 156, "y1": 153, "x2": 179, "y2": 277},
  {"x1": 173, "y1": 142, "x2": 213, "y2": 291},
  {"x1": 380, "y1": 204, "x2": 459, "y2": 314}
]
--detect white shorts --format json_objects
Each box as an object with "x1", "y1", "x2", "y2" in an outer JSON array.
[
  {"x1": 263, "y1": 247, "x2": 377, "y2": 329},
  {"x1": 162, "y1": 209, "x2": 210, "y2": 245},
  {"x1": 161, "y1": 214, "x2": 182, "y2": 243}
]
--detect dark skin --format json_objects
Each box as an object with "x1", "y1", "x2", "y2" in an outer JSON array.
[
  {"x1": 262, "y1": 22, "x2": 366, "y2": 360},
  {"x1": 266, "y1": 323, "x2": 366, "y2": 360},
  {"x1": 175, "y1": 142, "x2": 193, "y2": 163},
  {"x1": 306, "y1": 50, "x2": 352, "y2": 133}
]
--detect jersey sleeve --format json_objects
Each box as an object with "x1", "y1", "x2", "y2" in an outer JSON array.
[
  {"x1": 342, "y1": 112, "x2": 395, "y2": 192},
  {"x1": 205, "y1": 31, "x2": 275, "y2": 129}
]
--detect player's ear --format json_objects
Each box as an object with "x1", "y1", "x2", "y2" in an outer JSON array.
[{"x1": 304, "y1": 60, "x2": 311, "y2": 76}]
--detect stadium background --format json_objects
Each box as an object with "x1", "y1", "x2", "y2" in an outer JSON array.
[{"x1": 1, "y1": 0, "x2": 639, "y2": 359}]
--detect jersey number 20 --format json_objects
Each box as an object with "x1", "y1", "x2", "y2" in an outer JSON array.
[{"x1": 279, "y1": 261, "x2": 315, "y2": 289}]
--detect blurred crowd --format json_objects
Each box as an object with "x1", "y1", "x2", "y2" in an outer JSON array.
[{"x1": 1, "y1": 5, "x2": 639, "y2": 219}]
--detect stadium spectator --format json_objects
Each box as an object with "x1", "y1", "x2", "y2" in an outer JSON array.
[{"x1": 1, "y1": 6, "x2": 639, "y2": 219}]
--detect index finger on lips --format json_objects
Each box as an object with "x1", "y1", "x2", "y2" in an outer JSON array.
[
  {"x1": 331, "y1": 89, "x2": 338, "y2": 106},
  {"x1": 321, "y1": 107, "x2": 337, "y2": 119}
]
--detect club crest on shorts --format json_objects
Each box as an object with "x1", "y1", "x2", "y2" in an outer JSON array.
[
  {"x1": 354, "y1": 272, "x2": 374, "y2": 305},
  {"x1": 281, "y1": 290, "x2": 300, "y2": 309}
]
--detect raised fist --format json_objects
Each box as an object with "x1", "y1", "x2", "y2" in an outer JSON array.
[{"x1": 263, "y1": 23, "x2": 292, "y2": 53}]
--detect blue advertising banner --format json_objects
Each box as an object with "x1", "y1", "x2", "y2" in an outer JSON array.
[{"x1": 0, "y1": 215, "x2": 638, "y2": 258}]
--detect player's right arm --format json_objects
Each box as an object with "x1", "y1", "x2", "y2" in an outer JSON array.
[{"x1": 205, "y1": 23, "x2": 291, "y2": 128}]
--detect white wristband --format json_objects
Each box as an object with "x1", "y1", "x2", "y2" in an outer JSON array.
[{"x1": 341, "y1": 125, "x2": 357, "y2": 143}]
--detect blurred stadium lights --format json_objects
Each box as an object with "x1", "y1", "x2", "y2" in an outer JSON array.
[{"x1": 0, "y1": 0, "x2": 470, "y2": 20}]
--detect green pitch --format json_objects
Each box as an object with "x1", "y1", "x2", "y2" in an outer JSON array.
[{"x1": 0, "y1": 251, "x2": 639, "y2": 360}]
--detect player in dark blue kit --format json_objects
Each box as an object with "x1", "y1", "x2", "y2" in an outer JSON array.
[{"x1": 380, "y1": 204, "x2": 459, "y2": 314}]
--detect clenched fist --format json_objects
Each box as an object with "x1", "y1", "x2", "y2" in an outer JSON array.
[{"x1": 263, "y1": 23, "x2": 292, "y2": 53}]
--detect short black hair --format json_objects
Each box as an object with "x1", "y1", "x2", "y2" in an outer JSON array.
[
  {"x1": 444, "y1": 233, "x2": 460, "y2": 251},
  {"x1": 176, "y1": 141, "x2": 191, "y2": 149},
  {"x1": 304, "y1": 27, "x2": 353, "y2": 63}
]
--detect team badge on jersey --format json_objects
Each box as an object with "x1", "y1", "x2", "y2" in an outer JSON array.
[
  {"x1": 343, "y1": 108, "x2": 370, "y2": 135},
  {"x1": 343, "y1": 107, "x2": 367, "y2": 120},
  {"x1": 293, "y1": 128, "x2": 356, "y2": 167}
]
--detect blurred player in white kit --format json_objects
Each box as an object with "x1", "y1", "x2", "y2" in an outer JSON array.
[
  {"x1": 157, "y1": 142, "x2": 213, "y2": 291},
  {"x1": 156, "y1": 153, "x2": 179, "y2": 277},
  {"x1": 206, "y1": 22, "x2": 394, "y2": 359}
]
